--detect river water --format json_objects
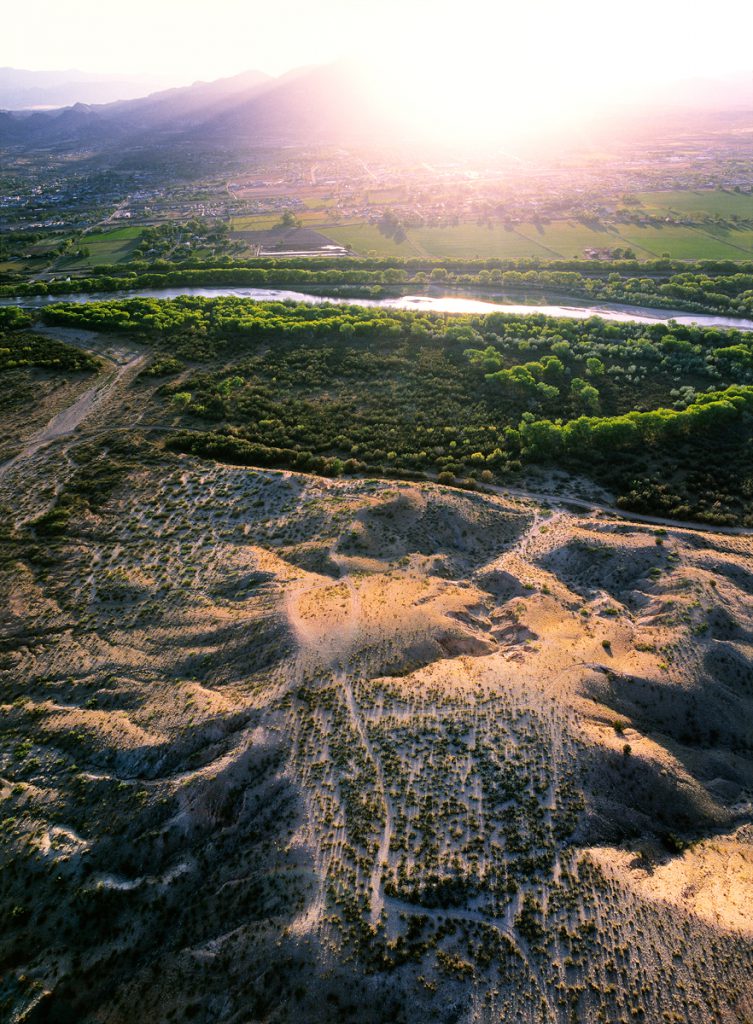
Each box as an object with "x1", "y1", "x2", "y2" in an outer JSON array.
[{"x1": 3, "y1": 287, "x2": 753, "y2": 332}]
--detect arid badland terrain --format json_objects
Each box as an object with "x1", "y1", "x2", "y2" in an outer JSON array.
[{"x1": 1, "y1": 328, "x2": 752, "y2": 1024}]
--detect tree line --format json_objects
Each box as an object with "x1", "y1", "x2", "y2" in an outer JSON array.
[
  {"x1": 2, "y1": 256, "x2": 753, "y2": 318},
  {"x1": 15, "y1": 296, "x2": 753, "y2": 524}
]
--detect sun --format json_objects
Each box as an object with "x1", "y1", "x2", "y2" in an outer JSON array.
[
  {"x1": 361, "y1": 52, "x2": 590, "y2": 147},
  {"x1": 355, "y1": 5, "x2": 667, "y2": 147}
]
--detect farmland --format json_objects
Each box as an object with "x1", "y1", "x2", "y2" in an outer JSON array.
[
  {"x1": 636, "y1": 189, "x2": 753, "y2": 219},
  {"x1": 67, "y1": 225, "x2": 143, "y2": 267},
  {"x1": 319, "y1": 222, "x2": 424, "y2": 256},
  {"x1": 614, "y1": 224, "x2": 753, "y2": 259},
  {"x1": 57, "y1": 217, "x2": 753, "y2": 265},
  {"x1": 323, "y1": 217, "x2": 753, "y2": 260}
]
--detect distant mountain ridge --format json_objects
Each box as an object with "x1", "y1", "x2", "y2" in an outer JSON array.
[
  {"x1": 0, "y1": 67, "x2": 183, "y2": 109},
  {"x1": 0, "y1": 63, "x2": 750, "y2": 160},
  {"x1": 0, "y1": 64, "x2": 384, "y2": 154}
]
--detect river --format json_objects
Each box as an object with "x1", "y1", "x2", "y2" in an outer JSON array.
[{"x1": 3, "y1": 287, "x2": 752, "y2": 331}]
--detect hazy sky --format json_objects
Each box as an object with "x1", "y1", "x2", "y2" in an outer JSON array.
[{"x1": 6, "y1": 0, "x2": 753, "y2": 84}]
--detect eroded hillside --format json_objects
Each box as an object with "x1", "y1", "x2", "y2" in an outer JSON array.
[{"x1": 2, "y1": 442, "x2": 753, "y2": 1022}]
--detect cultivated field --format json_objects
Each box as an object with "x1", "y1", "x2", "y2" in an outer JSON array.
[
  {"x1": 317, "y1": 222, "x2": 425, "y2": 257},
  {"x1": 615, "y1": 224, "x2": 753, "y2": 259},
  {"x1": 636, "y1": 189, "x2": 753, "y2": 219},
  {"x1": 65, "y1": 226, "x2": 144, "y2": 268},
  {"x1": 322, "y1": 217, "x2": 753, "y2": 260}
]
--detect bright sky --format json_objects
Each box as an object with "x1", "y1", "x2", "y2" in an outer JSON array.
[
  {"x1": 5, "y1": 0, "x2": 752, "y2": 141},
  {"x1": 7, "y1": 0, "x2": 753, "y2": 84}
]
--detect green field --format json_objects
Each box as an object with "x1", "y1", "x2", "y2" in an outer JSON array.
[
  {"x1": 322, "y1": 218, "x2": 753, "y2": 261},
  {"x1": 65, "y1": 225, "x2": 143, "y2": 267},
  {"x1": 636, "y1": 189, "x2": 753, "y2": 219},
  {"x1": 324, "y1": 223, "x2": 551, "y2": 259},
  {"x1": 411, "y1": 225, "x2": 550, "y2": 258},
  {"x1": 700, "y1": 224, "x2": 753, "y2": 254},
  {"x1": 321, "y1": 223, "x2": 424, "y2": 257},
  {"x1": 326, "y1": 189, "x2": 753, "y2": 260},
  {"x1": 614, "y1": 224, "x2": 753, "y2": 259},
  {"x1": 231, "y1": 215, "x2": 285, "y2": 230},
  {"x1": 327, "y1": 221, "x2": 587, "y2": 259},
  {"x1": 515, "y1": 222, "x2": 626, "y2": 258}
]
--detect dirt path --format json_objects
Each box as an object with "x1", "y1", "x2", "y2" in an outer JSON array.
[
  {"x1": 329, "y1": 553, "x2": 393, "y2": 922},
  {"x1": 284, "y1": 541, "x2": 395, "y2": 926},
  {"x1": 0, "y1": 352, "x2": 145, "y2": 481},
  {"x1": 490, "y1": 483, "x2": 753, "y2": 537},
  {"x1": 32, "y1": 323, "x2": 140, "y2": 366},
  {"x1": 340, "y1": 670, "x2": 393, "y2": 925},
  {"x1": 384, "y1": 891, "x2": 560, "y2": 1021}
]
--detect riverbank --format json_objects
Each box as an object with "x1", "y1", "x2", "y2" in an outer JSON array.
[{"x1": 2, "y1": 286, "x2": 752, "y2": 332}]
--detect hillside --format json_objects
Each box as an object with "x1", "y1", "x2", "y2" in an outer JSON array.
[
  {"x1": 0, "y1": 315, "x2": 752, "y2": 1023},
  {"x1": 0, "y1": 64, "x2": 382, "y2": 154}
]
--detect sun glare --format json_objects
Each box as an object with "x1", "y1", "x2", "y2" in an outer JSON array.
[{"x1": 357, "y1": 12, "x2": 654, "y2": 146}]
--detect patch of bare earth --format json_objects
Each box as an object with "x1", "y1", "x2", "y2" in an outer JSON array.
[{"x1": 1, "y1": 458, "x2": 752, "y2": 1023}]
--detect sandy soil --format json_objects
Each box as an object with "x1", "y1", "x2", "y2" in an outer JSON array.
[{"x1": 1, "y1": 360, "x2": 752, "y2": 1023}]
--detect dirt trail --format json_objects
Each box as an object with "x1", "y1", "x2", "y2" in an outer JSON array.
[
  {"x1": 330, "y1": 550, "x2": 393, "y2": 925},
  {"x1": 340, "y1": 669, "x2": 393, "y2": 925},
  {"x1": 383, "y1": 890, "x2": 560, "y2": 1021},
  {"x1": 284, "y1": 540, "x2": 394, "y2": 925},
  {"x1": 490, "y1": 482, "x2": 753, "y2": 537},
  {"x1": 31, "y1": 324, "x2": 129, "y2": 365},
  {"x1": 0, "y1": 352, "x2": 145, "y2": 481}
]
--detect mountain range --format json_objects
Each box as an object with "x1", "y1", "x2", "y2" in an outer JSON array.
[
  {"x1": 0, "y1": 67, "x2": 183, "y2": 109},
  {"x1": 0, "y1": 64, "x2": 387, "y2": 155},
  {"x1": 0, "y1": 63, "x2": 750, "y2": 160}
]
